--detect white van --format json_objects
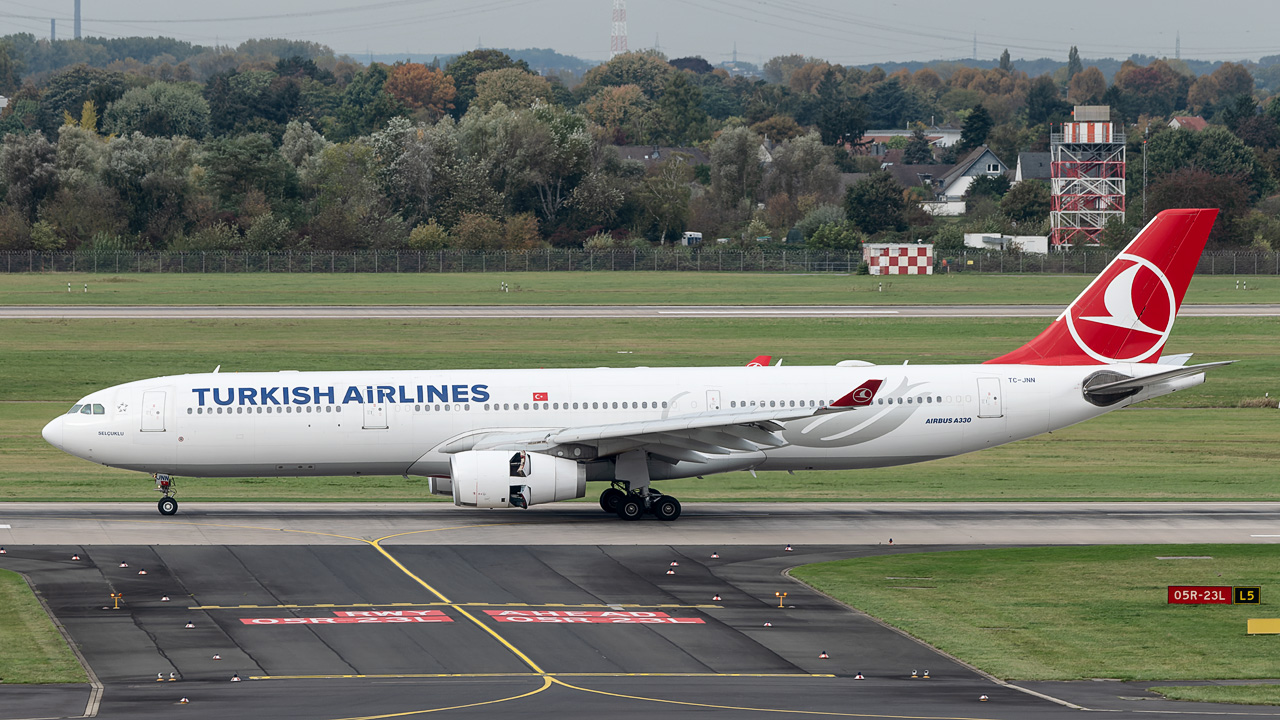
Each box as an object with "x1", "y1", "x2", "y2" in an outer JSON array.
[{"x1": 680, "y1": 232, "x2": 703, "y2": 246}]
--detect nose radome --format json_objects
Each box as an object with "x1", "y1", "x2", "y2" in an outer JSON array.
[{"x1": 42, "y1": 416, "x2": 64, "y2": 450}]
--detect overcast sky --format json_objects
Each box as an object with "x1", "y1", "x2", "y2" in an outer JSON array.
[{"x1": 9, "y1": 0, "x2": 1280, "y2": 65}]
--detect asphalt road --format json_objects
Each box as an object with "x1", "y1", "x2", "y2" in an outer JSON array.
[
  {"x1": 2, "y1": 503, "x2": 1279, "y2": 719},
  {"x1": 3, "y1": 303, "x2": 1280, "y2": 318}
]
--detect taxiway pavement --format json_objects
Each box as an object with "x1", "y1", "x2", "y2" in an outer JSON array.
[{"x1": 2, "y1": 504, "x2": 1278, "y2": 720}]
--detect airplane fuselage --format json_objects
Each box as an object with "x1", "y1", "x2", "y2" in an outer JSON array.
[{"x1": 43, "y1": 363, "x2": 1198, "y2": 482}]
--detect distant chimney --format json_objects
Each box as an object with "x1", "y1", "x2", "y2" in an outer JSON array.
[
  {"x1": 51, "y1": 18, "x2": 56, "y2": 42},
  {"x1": 74, "y1": 0, "x2": 81, "y2": 40}
]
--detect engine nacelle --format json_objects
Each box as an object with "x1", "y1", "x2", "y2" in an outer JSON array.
[{"x1": 449, "y1": 450, "x2": 585, "y2": 509}]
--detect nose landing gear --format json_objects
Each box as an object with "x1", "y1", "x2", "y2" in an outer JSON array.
[{"x1": 154, "y1": 474, "x2": 178, "y2": 515}]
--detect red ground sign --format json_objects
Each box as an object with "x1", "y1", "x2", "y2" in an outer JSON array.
[
  {"x1": 483, "y1": 610, "x2": 704, "y2": 624},
  {"x1": 1167, "y1": 586, "x2": 1233, "y2": 604},
  {"x1": 241, "y1": 610, "x2": 451, "y2": 625}
]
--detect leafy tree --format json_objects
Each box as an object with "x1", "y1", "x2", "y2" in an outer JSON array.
[
  {"x1": 669, "y1": 57, "x2": 714, "y2": 74},
  {"x1": 1000, "y1": 179, "x2": 1051, "y2": 224},
  {"x1": 955, "y1": 104, "x2": 992, "y2": 155},
  {"x1": 1066, "y1": 46, "x2": 1083, "y2": 81},
  {"x1": 384, "y1": 63, "x2": 456, "y2": 119},
  {"x1": 815, "y1": 69, "x2": 866, "y2": 146},
  {"x1": 473, "y1": 68, "x2": 551, "y2": 112},
  {"x1": 0, "y1": 41, "x2": 21, "y2": 95},
  {"x1": 998, "y1": 49, "x2": 1013, "y2": 74},
  {"x1": 0, "y1": 131, "x2": 58, "y2": 222},
  {"x1": 865, "y1": 78, "x2": 924, "y2": 128},
  {"x1": 638, "y1": 158, "x2": 692, "y2": 243},
  {"x1": 280, "y1": 120, "x2": 332, "y2": 180},
  {"x1": 37, "y1": 64, "x2": 129, "y2": 136},
  {"x1": 579, "y1": 84, "x2": 651, "y2": 144},
  {"x1": 445, "y1": 49, "x2": 529, "y2": 116},
  {"x1": 104, "y1": 82, "x2": 211, "y2": 138},
  {"x1": 1147, "y1": 168, "x2": 1250, "y2": 244},
  {"x1": 750, "y1": 114, "x2": 803, "y2": 142},
  {"x1": 100, "y1": 133, "x2": 199, "y2": 245},
  {"x1": 451, "y1": 212, "x2": 503, "y2": 250},
  {"x1": 655, "y1": 71, "x2": 707, "y2": 144},
  {"x1": 579, "y1": 52, "x2": 674, "y2": 99},
  {"x1": 964, "y1": 174, "x2": 1011, "y2": 206},
  {"x1": 843, "y1": 171, "x2": 905, "y2": 234},
  {"x1": 502, "y1": 212, "x2": 542, "y2": 249},
  {"x1": 794, "y1": 203, "x2": 846, "y2": 239},
  {"x1": 805, "y1": 221, "x2": 863, "y2": 250},
  {"x1": 331, "y1": 64, "x2": 405, "y2": 141},
  {"x1": 408, "y1": 218, "x2": 450, "y2": 250},
  {"x1": 1025, "y1": 75, "x2": 1069, "y2": 126},
  {"x1": 201, "y1": 133, "x2": 298, "y2": 212},
  {"x1": 709, "y1": 126, "x2": 763, "y2": 205},
  {"x1": 767, "y1": 132, "x2": 838, "y2": 199},
  {"x1": 762, "y1": 54, "x2": 811, "y2": 85},
  {"x1": 902, "y1": 127, "x2": 934, "y2": 164},
  {"x1": 1068, "y1": 66, "x2": 1106, "y2": 105},
  {"x1": 1146, "y1": 126, "x2": 1275, "y2": 199},
  {"x1": 1111, "y1": 59, "x2": 1189, "y2": 120}
]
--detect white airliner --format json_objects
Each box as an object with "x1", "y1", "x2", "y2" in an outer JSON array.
[{"x1": 43, "y1": 209, "x2": 1229, "y2": 521}]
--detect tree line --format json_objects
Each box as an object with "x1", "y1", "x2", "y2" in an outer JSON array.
[{"x1": 1, "y1": 35, "x2": 1279, "y2": 255}]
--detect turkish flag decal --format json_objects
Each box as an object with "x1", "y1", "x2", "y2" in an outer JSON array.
[{"x1": 532, "y1": 392, "x2": 549, "y2": 401}]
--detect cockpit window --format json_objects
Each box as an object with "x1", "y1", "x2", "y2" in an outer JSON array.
[
  {"x1": 80, "y1": 405, "x2": 93, "y2": 414},
  {"x1": 92, "y1": 404, "x2": 105, "y2": 414},
  {"x1": 68, "y1": 404, "x2": 82, "y2": 414}
]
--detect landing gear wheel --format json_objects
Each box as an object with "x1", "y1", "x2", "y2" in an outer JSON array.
[
  {"x1": 158, "y1": 497, "x2": 178, "y2": 516},
  {"x1": 652, "y1": 496, "x2": 681, "y2": 521},
  {"x1": 600, "y1": 487, "x2": 626, "y2": 513},
  {"x1": 616, "y1": 496, "x2": 645, "y2": 521}
]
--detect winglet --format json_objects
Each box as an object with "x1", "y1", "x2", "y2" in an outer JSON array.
[
  {"x1": 831, "y1": 379, "x2": 883, "y2": 407},
  {"x1": 746, "y1": 355, "x2": 772, "y2": 367}
]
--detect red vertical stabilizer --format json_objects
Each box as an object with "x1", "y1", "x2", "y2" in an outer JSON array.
[{"x1": 986, "y1": 208, "x2": 1217, "y2": 366}]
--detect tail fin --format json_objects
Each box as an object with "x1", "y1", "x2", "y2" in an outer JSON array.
[
  {"x1": 746, "y1": 355, "x2": 772, "y2": 367},
  {"x1": 986, "y1": 208, "x2": 1217, "y2": 366}
]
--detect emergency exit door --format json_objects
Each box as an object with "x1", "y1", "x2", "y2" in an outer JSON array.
[
  {"x1": 976, "y1": 378, "x2": 1003, "y2": 418},
  {"x1": 363, "y1": 402, "x2": 388, "y2": 429},
  {"x1": 706, "y1": 390, "x2": 721, "y2": 411},
  {"x1": 141, "y1": 391, "x2": 166, "y2": 432}
]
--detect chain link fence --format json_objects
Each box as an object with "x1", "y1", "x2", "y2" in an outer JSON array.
[{"x1": 3, "y1": 249, "x2": 1277, "y2": 275}]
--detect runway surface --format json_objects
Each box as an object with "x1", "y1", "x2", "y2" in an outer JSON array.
[
  {"x1": 4, "y1": 303, "x2": 1280, "y2": 318},
  {"x1": 2, "y1": 503, "x2": 1279, "y2": 719}
]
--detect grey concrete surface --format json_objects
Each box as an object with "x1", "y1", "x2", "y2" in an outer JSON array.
[
  {"x1": 2, "y1": 501, "x2": 1279, "y2": 547},
  {"x1": 2, "y1": 506, "x2": 1279, "y2": 719},
  {"x1": 3, "y1": 303, "x2": 1279, "y2": 319}
]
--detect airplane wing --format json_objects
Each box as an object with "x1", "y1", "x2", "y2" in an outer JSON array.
[{"x1": 439, "y1": 403, "x2": 853, "y2": 464}]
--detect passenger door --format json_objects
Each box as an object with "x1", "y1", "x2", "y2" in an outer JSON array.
[
  {"x1": 141, "y1": 391, "x2": 166, "y2": 432},
  {"x1": 976, "y1": 378, "x2": 1003, "y2": 418}
]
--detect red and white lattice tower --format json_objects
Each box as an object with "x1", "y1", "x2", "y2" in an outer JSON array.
[
  {"x1": 1050, "y1": 105, "x2": 1125, "y2": 247},
  {"x1": 610, "y1": 0, "x2": 628, "y2": 58},
  {"x1": 862, "y1": 244, "x2": 933, "y2": 275}
]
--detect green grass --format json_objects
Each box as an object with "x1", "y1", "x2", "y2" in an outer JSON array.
[
  {"x1": 0, "y1": 569, "x2": 87, "y2": 684},
  {"x1": 1149, "y1": 685, "x2": 1280, "y2": 705},
  {"x1": 3, "y1": 315, "x2": 1276, "y2": 502},
  {"x1": 1, "y1": 272, "x2": 1276, "y2": 306},
  {"x1": 792, "y1": 545, "x2": 1280, "y2": 682}
]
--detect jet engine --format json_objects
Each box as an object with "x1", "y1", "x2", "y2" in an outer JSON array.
[{"x1": 449, "y1": 450, "x2": 585, "y2": 509}]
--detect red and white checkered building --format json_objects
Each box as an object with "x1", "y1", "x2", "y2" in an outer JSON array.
[{"x1": 862, "y1": 244, "x2": 933, "y2": 275}]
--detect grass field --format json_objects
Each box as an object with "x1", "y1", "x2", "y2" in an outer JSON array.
[
  {"x1": 791, "y1": 545, "x2": 1280, "y2": 684},
  {"x1": 0, "y1": 569, "x2": 87, "y2": 684},
  {"x1": 2, "y1": 315, "x2": 1276, "y2": 502},
  {"x1": 1149, "y1": 685, "x2": 1280, "y2": 705},
  {"x1": 1, "y1": 272, "x2": 1276, "y2": 306}
]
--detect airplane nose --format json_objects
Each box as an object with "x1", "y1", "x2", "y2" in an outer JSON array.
[{"x1": 42, "y1": 416, "x2": 64, "y2": 450}]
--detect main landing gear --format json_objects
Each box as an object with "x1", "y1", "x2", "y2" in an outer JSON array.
[
  {"x1": 599, "y1": 485, "x2": 681, "y2": 522},
  {"x1": 154, "y1": 474, "x2": 178, "y2": 516}
]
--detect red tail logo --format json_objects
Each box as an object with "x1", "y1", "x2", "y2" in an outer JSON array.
[
  {"x1": 831, "y1": 379, "x2": 883, "y2": 407},
  {"x1": 746, "y1": 355, "x2": 772, "y2": 367},
  {"x1": 987, "y1": 208, "x2": 1216, "y2": 366}
]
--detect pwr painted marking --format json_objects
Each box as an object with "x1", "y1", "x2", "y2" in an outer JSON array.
[{"x1": 485, "y1": 610, "x2": 705, "y2": 624}]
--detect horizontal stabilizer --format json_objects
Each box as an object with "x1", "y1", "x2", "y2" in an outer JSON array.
[{"x1": 1086, "y1": 361, "x2": 1234, "y2": 395}]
